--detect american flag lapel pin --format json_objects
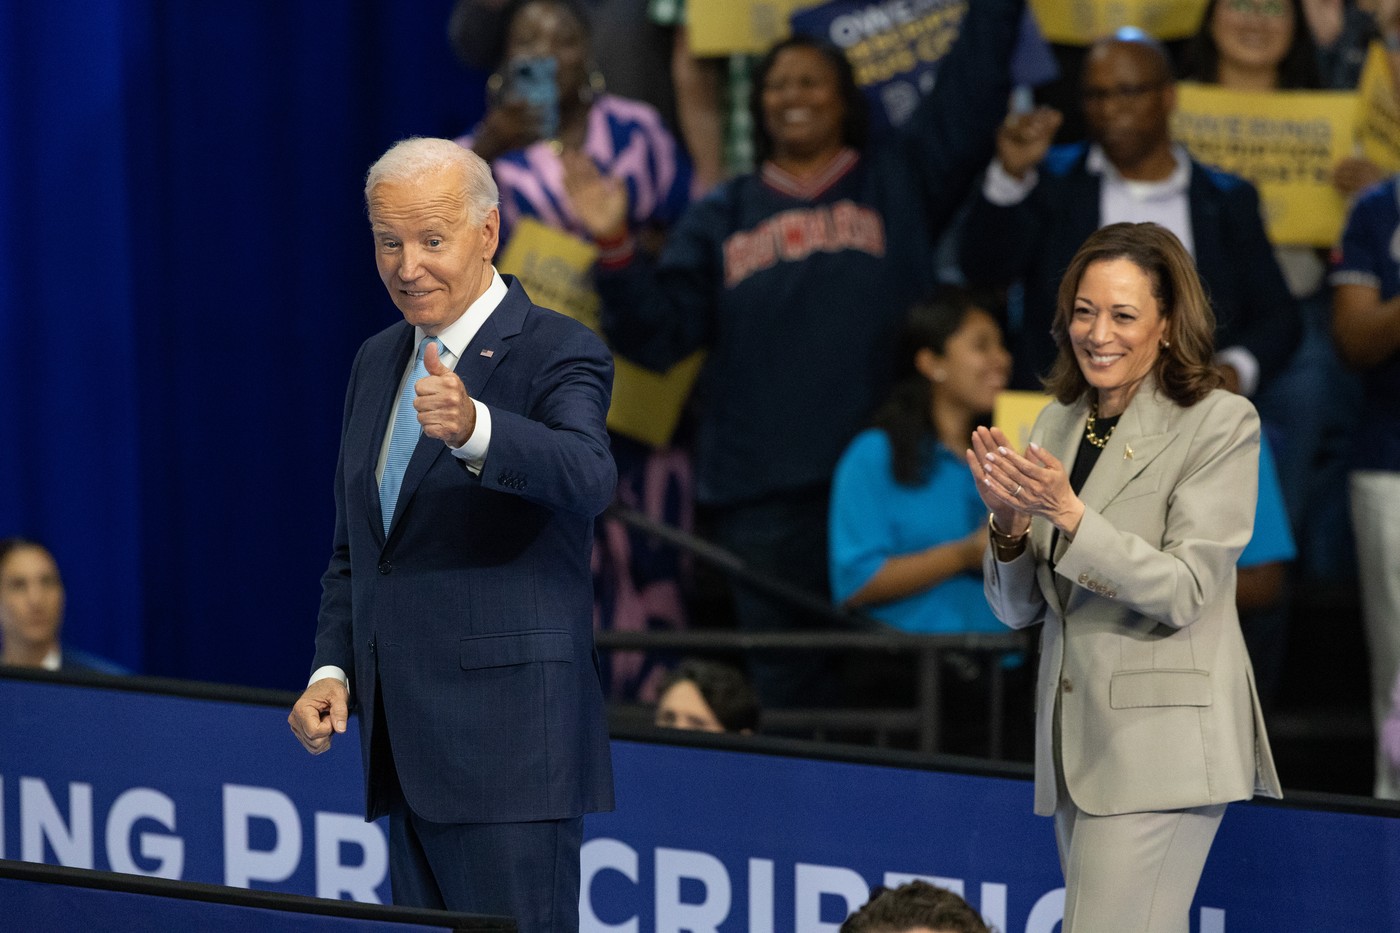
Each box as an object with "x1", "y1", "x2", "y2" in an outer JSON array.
[{"x1": 480, "y1": 348, "x2": 494, "y2": 358}]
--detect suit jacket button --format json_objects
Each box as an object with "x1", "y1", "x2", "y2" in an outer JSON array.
[
  {"x1": 1078, "y1": 572, "x2": 1090, "y2": 584},
  {"x1": 368, "y1": 639, "x2": 376, "y2": 652},
  {"x1": 378, "y1": 561, "x2": 392, "y2": 575},
  {"x1": 1061, "y1": 678, "x2": 1073, "y2": 693}
]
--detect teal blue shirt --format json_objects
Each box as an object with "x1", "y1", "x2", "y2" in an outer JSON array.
[{"x1": 829, "y1": 429, "x2": 1004, "y2": 635}]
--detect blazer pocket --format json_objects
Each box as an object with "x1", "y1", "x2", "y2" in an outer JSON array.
[
  {"x1": 460, "y1": 629, "x2": 574, "y2": 670},
  {"x1": 1109, "y1": 668, "x2": 1212, "y2": 708}
]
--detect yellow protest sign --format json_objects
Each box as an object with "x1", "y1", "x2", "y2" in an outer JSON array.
[
  {"x1": 1172, "y1": 82, "x2": 1358, "y2": 246},
  {"x1": 497, "y1": 218, "x2": 705, "y2": 447},
  {"x1": 1355, "y1": 41, "x2": 1400, "y2": 174},
  {"x1": 689, "y1": 0, "x2": 818, "y2": 55},
  {"x1": 993, "y1": 391, "x2": 1052, "y2": 452},
  {"x1": 1028, "y1": 0, "x2": 1208, "y2": 44}
]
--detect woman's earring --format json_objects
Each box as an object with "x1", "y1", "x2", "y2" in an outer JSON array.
[
  {"x1": 581, "y1": 68, "x2": 605, "y2": 104},
  {"x1": 486, "y1": 71, "x2": 504, "y2": 106}
]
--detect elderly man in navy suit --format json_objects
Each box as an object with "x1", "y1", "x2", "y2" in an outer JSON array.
[{"x1": 288, "y1": 137, "x2": 616, "y2": 933}]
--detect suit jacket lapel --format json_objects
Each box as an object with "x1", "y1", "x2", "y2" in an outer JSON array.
[
  {"x1": 367, "y1": 325, "x2": 416, "y2": 544},
  {"x1": 388, "y1": 279, "x2": 529, "y2": 537},
  {"x1": 1077, "y1": 383, "x2": 1175, "y2": 515}
]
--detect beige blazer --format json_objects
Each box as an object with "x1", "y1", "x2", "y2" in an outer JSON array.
[{"x1": 985, "y1": 381, "x2": 1283, "y2": 817}]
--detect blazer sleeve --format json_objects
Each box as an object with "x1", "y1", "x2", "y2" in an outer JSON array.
[
  {"x1": 1054, "y1": 392, "x2": 1260, "y2": 629},
  {"x1": 312, "y1": 341, "x2": 364, "y2": 688},
  {"x1": 983, "y1": 544, "x2": 1048, "y2": 630},
  {"x1": 478, "y1": 318, "x2": 618, "y2": 518}
]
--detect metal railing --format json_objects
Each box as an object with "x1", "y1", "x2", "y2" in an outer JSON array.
[{"x1": 598, "y1": 503, "x2": 1028, "y2": 758}]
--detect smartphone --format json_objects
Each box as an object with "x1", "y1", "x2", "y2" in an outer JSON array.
[{"x1": 507, "y1": 55, "x2": 559, "y2": 141}]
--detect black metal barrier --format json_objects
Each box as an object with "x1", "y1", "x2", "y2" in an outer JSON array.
[{"x1": 599, "y1": 504, "x2": 1029, "y2": 758}]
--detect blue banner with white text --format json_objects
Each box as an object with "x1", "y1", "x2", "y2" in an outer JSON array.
[{"x1": 1, "y1": 674, "x2": 1398, "y2": 931}]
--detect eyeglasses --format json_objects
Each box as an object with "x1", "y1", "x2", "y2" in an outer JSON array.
[
  {"x1": 1223, "y1": 0, "x2": 1288, "y2": 18},
  {"x1": 1081, "y1": 81, "x2": 1165, "y2": 105}
]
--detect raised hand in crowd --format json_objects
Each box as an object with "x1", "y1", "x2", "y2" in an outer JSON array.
[
  {"x1": 562, "y1": 148, "x2": 628, "y2": 240},
  {"x1": 1333, "y1": 155, "x2": 1386, "y2": 198},
  {"x1": 995, "y1": 105, "x2": 1063, "y2": 180},
  {"x1": 469, "y1": 96, "x2": 548, "y2": 163}
]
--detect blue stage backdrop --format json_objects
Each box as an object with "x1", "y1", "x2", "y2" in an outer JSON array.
[
  {"x1": 2, "y1": 675, "x2": 1399, "y2": 932},
  {"x1": 0, "y1": 2, "x2": 485, "y2": 687}
]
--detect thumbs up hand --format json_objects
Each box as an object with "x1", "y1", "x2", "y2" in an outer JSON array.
[{"x1": 416, "y1": 340, "x2": 476, "y2": 448}]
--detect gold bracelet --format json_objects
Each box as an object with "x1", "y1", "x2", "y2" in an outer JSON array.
[{"x1": 988, "y1": 513, "x2": 1028, "y2": 545}]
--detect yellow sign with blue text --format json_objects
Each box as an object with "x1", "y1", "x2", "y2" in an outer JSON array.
[{"x1": 1172, "y1": 82, "x2": 1358, "y2": 246}]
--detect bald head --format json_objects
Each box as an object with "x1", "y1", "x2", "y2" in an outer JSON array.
[{"x1": 1081, "y1": 28, "x2": 1178, "y2": 179}]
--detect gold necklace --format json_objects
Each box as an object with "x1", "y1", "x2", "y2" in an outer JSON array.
[{"x1": 1084, "y1": 402, "x2": 1116, "y2": 449}]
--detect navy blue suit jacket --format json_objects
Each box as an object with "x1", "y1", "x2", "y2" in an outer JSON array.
[
  {"x1": 313, "y1": 276, "x2": 616, "y2": 825},
  {"x1": 960, "y1": 144, "x2": 1301, "y2": 392}
]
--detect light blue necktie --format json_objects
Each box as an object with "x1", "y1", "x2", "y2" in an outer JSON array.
[{"x1": 380, "y1": 336, "x2": 441, "y2": 534}]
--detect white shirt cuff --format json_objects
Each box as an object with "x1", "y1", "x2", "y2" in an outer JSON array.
[
  {"x1": 983, "y1": 159, "x2": 1038, "y2": 206},
  {"x1": 309, "y1": 665, "x2": 349, "y2": 691},
  {"x1": 1216, "y1": 346, "x2": 1260, "y2": 397},
  {"x1": 450, "y1": 399, "x2": 492, "y2": 474}
]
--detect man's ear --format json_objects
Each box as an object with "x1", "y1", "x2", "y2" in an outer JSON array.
[{"x1": 481, "y1": 205, "x2": 500, "y2": 258}]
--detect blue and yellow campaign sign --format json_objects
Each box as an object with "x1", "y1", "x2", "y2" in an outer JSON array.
[
  {"x1": 1028, "y1": 0, "x2": 1208, "y2": 44},
  {"x1": 498, "y1": 218, "x2": 705, "y2": 447},
  {"x1": 1172, "y1": 82, "x2": 1358, "y2": 246},
  {"x1": 1355, "y1": 41, "x2": 1400, "y2": 174}
]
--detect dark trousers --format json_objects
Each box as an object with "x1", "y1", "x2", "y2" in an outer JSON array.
[
  {"x1": 387, "y1": 781, "x2": 583, "y2": 933},
  {"x1": 710, "y1": 485, "x2": 841, "y2": 709}
]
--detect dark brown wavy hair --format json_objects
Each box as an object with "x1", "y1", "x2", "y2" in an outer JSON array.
[{"x1": 1043, "y1": 222, "x2": 1222, "y2": 408}]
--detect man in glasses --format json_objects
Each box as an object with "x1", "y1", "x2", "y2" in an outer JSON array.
[{"x1": 959, "y1": 28, "x2": 1300, "y2": 398}]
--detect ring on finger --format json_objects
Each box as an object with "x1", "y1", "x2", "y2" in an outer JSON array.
[{"x1": 1013, "y1": 484, "x2": 1022, "y2": 497}]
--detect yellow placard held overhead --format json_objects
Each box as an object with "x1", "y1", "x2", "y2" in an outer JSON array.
[
  {"x1": 1028, "y1": 0, "x2": 1208, "y2": 45},
  {"x1": 497, "y1": 218, "x2": 705, "y2": 448},
  {"x1": 993, "y1": 391, "x2": 1053, "y2": 453},
  {"x1": 1355, "y1": 41, "x2": 1400, "y2": 174},
  {"x1": 1172, "y1": 82, "x2": 1358, "y2": 247},
  {"x1": 688, "y1": 0, "x2": 817, "y2": 55}
]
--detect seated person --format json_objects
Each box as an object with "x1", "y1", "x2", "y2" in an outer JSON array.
[
  {"x1": 0, "y1": 537, "x2": 126, "y2": 674},
  {"x1": 841, "y1": 880, "x2": 992, "y2": 933},
  {"x1": 829, "y1": 288, "x2": 1010, "y2": 636},
  {"x1": 654, "y1": 658, "x2": 759, "y2": 733}
]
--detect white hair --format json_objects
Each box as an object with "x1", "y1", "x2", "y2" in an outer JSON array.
[{"x1": 364, "y1": 137, "x2": 499, "y2": 225}]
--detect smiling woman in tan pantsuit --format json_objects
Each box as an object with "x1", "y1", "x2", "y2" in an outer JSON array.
[{"x1": 964, "y1": 223, "x2": 1282, "y2": 933}]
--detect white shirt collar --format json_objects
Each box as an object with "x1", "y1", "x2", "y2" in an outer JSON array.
[
  {"x1": 415, "y1": 269, "x2": 508, "y2": 362},
  {"x1": 1085, "y1": 143, "x2": 1192, "y2": 200}
]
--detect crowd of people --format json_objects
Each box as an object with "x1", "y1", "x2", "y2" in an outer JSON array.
[{"x1": 437, "y1": 0, "x2": 1398, "y2": 799}]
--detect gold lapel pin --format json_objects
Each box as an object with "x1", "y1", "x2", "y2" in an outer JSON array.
[{"x1": 1124, "y1": 443, "x2": 1134, "y2": 460}]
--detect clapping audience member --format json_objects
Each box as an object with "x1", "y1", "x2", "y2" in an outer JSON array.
[
  {"x1": 970, "y1": 223, "x2": 1280, "y2": 932},
  {"x1": 960, "y1": 29, "x2": 1300, "y2": 399},
  {"x1": 654, "y1": 658, "x2": 760, "y2": 733},
  {"x1": 0, "y1": 537, "x2": 126, "y2": 674},
  {"x1": 841, "y1": 880, "x2": 992, "y2": 933},
  {"x1": 1331, "y1": 168, "x2": 1400, "y2": 799},
  {"x1": 564, "y1": 0, "x2": 1027, "y2": 709}
]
